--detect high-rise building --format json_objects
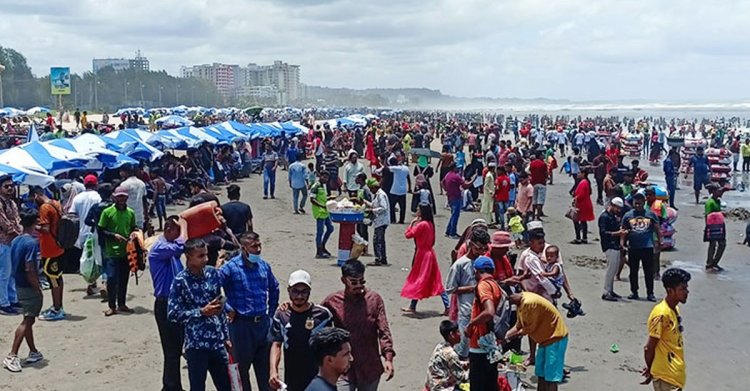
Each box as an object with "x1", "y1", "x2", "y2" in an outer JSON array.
[
  {"x1": 180, "y1": 63, "x2": 238, "y2": 96},
  {"x1": 93, "y1": 50, "x2": 150, "y2": 73}
]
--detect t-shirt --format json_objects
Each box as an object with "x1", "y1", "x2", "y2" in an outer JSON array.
[
  {"x1": 264, "y1": 151, "x2": 278, "y2": 169},
  {"x1": 12, "y1": 234, "x2": 40, "y2": 288},
  {"x1": 189, "y1": 191, "x2": 220, "y2": 208},
  {"x1": 621, "y1": 209, "x2": 659, "y2": 249},
  {"x1": 529, "y1": 159, "x2": 547, "y2": 185},
  {"x1": 305, "y1": 376, "x2": 337, "y2": 391},
  {"x1": 598, "y1": 210, "x2": 621, "y2": 251},
  {"x1": 97, "y1": 204, "x2": 137, "y2": 258},
  {"x1": 689, "y1": 155, "x2": 709, "y2": 178},
  {"x1": 221, "y1": 200, "x2": 253, "y2": 236},
  {"x1": 704, "y1": 197, "x2": 721, "y2": 216},
  {"x1": 289, "y1": 162, "x2": 308, "y2": 189},
  {"x1": 389, "y1": 165, "x2": 410, "y2": 196},
  {"x1": 120, "y1": 176, "x2": 147, "y2": 227},
  {"x1": 517, "y1": 292, "x2": 568, "y2": 346},
  {"x1": 647, "y1": 300, "x2": 685, "y2": 388},
  {"x1": 515, "y1": 183, "x2": 533, "y2": 214},
  {"x1": 71, "y1": 190, "x2": 102, "y2": 248},
  {"x1": 442, "y1": 171, "x2": 464, "y2": 202},
  {"x1": 310, "y1": 182, "x2": 330, "y2": 220},
  {"x1": 445, "y1": 256, "x2": 476, "y2": 321},
  {"x1": 469, "y1": 277, "x2": 503, "y2": 350},
  {"x1": 494, "y1": 175, "x2": 510, "y2": 202},
  {"x1": 39, "y1": 201, "x2": 64, "y2": 258}
]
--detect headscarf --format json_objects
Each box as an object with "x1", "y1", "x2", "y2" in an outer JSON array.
[{"x1": 417, "y1": 155, "x2": 429, "y2": 168}]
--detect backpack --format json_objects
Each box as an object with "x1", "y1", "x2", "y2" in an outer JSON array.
[
  {"x1": 478, "y1": 279, "x2": 513, "y2": 340},
  {"x1": 49, "y1": 202, "x2": 80, "y2": 249}
]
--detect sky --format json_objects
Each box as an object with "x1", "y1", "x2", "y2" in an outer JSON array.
[{"x1": 2, "y1": 0, "x2": 750, "y2": 101}]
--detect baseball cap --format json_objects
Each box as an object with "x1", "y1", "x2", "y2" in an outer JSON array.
[
  {"x1": 490, "y1": 231, "x2": 513, "y2": 248},
  {"x1": 113, "y1": 186, "x2": 129, "y2": 198},
  {"x1": 611, "y1": 197, "x2": 624, "y2": 207},
  {"x1": 473, "y1": 256, "x2": 495, "y2": 271},
  {"x1": 84, "y1": 174, "x2": 98, "y2": 186},
  {"x1": 288, "y1": 270, "x2": 312, "y2": 288}
]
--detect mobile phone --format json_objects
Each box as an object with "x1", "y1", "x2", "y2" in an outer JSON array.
[{"x1": 215, "y1": 295, "x2": 226, "y2": 305}]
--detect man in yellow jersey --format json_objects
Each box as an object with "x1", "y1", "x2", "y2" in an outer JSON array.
[{"x1": 641, "y1": 268, "x2": 691, "y2": 391}]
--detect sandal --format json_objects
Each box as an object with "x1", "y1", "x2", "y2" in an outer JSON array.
[
  {"x1": 104, "y1": 308, "x2": 117, "y2": 317},
  {"x1": 117, "y1": 306, "x2": 135, "y2": 314}
]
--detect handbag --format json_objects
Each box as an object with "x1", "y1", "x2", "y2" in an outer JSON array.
[{"x1": 564, "y1": 205, "x2": 578, "y2": 221}]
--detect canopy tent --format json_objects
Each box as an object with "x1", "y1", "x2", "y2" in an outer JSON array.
[
  {"x1": 245, "y1": 123, "x2": 280, "y2": 140},
  {"x1": 202, "y1": 122, "x2": 248, "y2": 143},
  {"x1": 102, "y1": 130, "x2": 164, "y2": 162},
  {"x1": 151, "y1": 129, "x2": 194, "y2": 149},
  {"x1": 47, "y1": 135, "x2": 138, "y2": 169},
  {"x1": 225, "y1": 120, "x2": 253, "y2": 134},
  {"x1": 104, "y1": 128, "x2": 156, "y2": 144},
  {"x1": 0, "y1": 162, "x2": 55, "y2": 187},
  {"x1": 280, "y1": 121, "x2": 307, "y2": 136},
  {"x1": 156, "y1": 115, "x2": 194, "y2": 128},
  {"x1": 0, "y1": 141, "x2": 89, "y2": 176},
  {"x1": 174, "y1": 126, "x2": 220, "y2": 145}
]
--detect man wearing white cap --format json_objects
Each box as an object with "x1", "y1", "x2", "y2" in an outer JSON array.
[
  {"x1": 270, "y1": 270, "x2": 333, "y2": 391},
  {"x1": 598, "y1": 197, "x2": 627, "y2": 302}
]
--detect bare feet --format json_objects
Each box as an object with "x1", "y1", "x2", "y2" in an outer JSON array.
[{"x1": 524, "y1": 357, "x2": 535, "y2": 367}]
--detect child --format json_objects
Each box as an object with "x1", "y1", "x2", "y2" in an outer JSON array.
[
  {"x1": 3, "y1": 209, "x2": 44, "y2": 373},
  {"x1": 306, "y1": 162, "x2": 317, "y2": 189},
  {"x1": 507, "y1": 207, "x2": 525, "y2": 247},
  {"x1": 540, "y1": 245, "x2": 565, "y2": 298},
  {"x1": 167, "y1": 239, "x2": 231, "y2": 391}
]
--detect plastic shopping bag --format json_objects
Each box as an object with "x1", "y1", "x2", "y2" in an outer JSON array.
[
  {"x1": 79, "y1": 233, "x2": 102, "y2": 284},
  {"x1": 227, "y1": 353, "x2": 243, "y2": 391}
]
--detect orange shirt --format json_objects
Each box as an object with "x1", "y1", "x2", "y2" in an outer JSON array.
[
  {"x1": 469, "y1": 276, "x2": 502, "y2": 349},
  {"x1": 39, "y1": 201, "x2": 64, "y2": 258}
]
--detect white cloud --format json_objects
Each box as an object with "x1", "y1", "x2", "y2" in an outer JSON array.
[{"x1": 1, "y1": 0, "x2": 749, "y2": 100}]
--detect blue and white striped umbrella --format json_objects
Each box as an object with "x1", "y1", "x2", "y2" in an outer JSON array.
[
  {"x1": 0, "y1": 162, "x2": 55, "y2": 187},
  {"x1": 102, "y1": 130, "x2": 164, "y2": 162},
  {"x1": 47, "y1": 135, "x2": 138, "y2": 169},
  {"x1": 156, "y1": 115, "x2": 194, "y2": 128},
  {"x1": 0, "y1": 141, "x2": 90, "y2": 176},
  {"x1": 202, "y1": 122, "x2": 247, "y2": 143}
]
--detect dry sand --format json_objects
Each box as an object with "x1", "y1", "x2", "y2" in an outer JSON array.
[{"x1": 1, "y1": 134, "x2": 748, "y2": 391}]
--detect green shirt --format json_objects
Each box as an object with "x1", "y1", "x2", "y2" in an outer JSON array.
[
  {"x1": 705, "y1": 197, "x2": 721, "y2": 216},
  {"x1": 98, "y1": 204, "x2": 137, "y2": 257},
  {"x1": 310, "y1": 182, "x2": 330, "y2": 220}
]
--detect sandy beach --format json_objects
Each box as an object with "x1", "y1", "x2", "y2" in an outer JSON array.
[{"x1": 1, "y1": 130, "x2": 748, "y2": 391}]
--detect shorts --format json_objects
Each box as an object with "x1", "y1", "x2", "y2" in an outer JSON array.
[
  {"x1": 653, "y1": 379, "x2": 682, "y2": 391},
  {"x1": 512, "y1": 232, "x2": 524, "y2": 241},
  {"x1": 42, "y1": 254, "x2": 65, "y2": 287},
  {"x1": 693, "y1": 176, "x2": 709, "y2": 191},
  {"x1": 535, "y1": 336, "x2": 568, "y2": 382},
  {"x1": 533, "y1": 184, "x2": 547, "y2": 205},
  {"x1": 17, "y1": 287, "x2": 43, "y2": 317}
]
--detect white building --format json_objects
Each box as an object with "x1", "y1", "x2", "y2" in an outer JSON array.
[{"x1": 93, "y1": 50, "x2": 150, "y2": 73}]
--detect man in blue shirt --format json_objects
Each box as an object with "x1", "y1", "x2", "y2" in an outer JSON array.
[
  {"x1": 288, "y1": 159, "x2": 310, "y2": 214},
  {"x1": 168, "y1": 239, "x2": 231, "y2": 391},
  {"x1": 687, "y1": 146, "x2": 710, "y2": 204},
  {"x1": 149, "y1": 216, "x2": 185, "y2": 391},
  {"x1": 220, "y1": 232, "x2": 280, "y2": 391},
  {"x1": 662, "y1": 149, "x2": 679, "y2": 209},
  {"x1": 621, "y1": 193, "x2": 662, "y2": 302}
]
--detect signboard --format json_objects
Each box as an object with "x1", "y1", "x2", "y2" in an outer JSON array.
[{"x1": 50, "y1": 67, "x2": 71, "y2": 95}]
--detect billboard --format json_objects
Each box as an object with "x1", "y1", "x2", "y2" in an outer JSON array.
[{"x1": 50, "y1": 67, "x2": 71, "y2": 95}]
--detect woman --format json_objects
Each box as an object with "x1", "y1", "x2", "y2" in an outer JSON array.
[
  {"x1": 400, "y1": 203, "x2": 449, "y2": 314},
  {"x1": 572, "y1": 169, "x2": 595, "y2": 244},
  {"x1": 411, "y1": 155, "x2": 436, "y2": 214},
  {"x1": 365, "y1": 128, "x2": 378, "y2": 170}
]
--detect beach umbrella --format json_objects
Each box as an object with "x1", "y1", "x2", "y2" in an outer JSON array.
[
  {"x1": 101, "y1": 132, "x2": 163, "y2": 162},
  {"x1": 47, "y1": 135, "x2": 138, "y2": 169},
  {"x1": 203, "y1": 122, "x2": 247, "y2": 142},
  {"x1": 174, "y1": 126, "x2": 219, "y2": 144},
  {"x1": 25, "y1": 106, "x2": 51, "y2": 115},
  {"x1": 410, "y1": 148, "x2": 441, "y2": 158},
  {"x1": 104, "y1": 128, "x2": 156, "y2": 144},
  {"x1": 0, "y1": 163, "x2": 55, "y2": 187},
  {"x1": 0, "y1": 107, "x2": 25, "y2": 118},
  {"x1": 280, "y1": 121, "x2": 306, "y2": 136},
  {"x1": 151, "y1": 129, "x2": 195, "y2": 149},
  {"x1": 156, "y1": 115, "x2": 194, "y2": 128},
  {"x1": 0, "y1": 141, "x2": 90, "y2": 176}
]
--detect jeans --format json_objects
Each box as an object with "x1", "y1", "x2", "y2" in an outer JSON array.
[
  {"x1": 185, "y1": 348, "x2": 230, "y2": 391},
  {"x1": 595, "y1": 176, "x2": 604, "y2": 203},
  {"x1": 604, "y1": 249, "x2": 620, "y2": 295},
  {"x1": 291, "y1": 186, "x2": 308, "y2": 211},
  {"x1": 104, "y1": 257, "x2": 130, "y2": 309},
  {"x1": 229, "y1": 316, "x2": 271, "y2": 391},
  {"x1": 446, "y1": 199, "x2": 462, "y2": 236},
  {"x1": 0, "y1": 244, "x2": 16, "y2": 307},
  {"x1": 316, "y1": 217, "x2": 334, "y2": 249},
  {"x1": 494, "y1": 201, "x2": 509, "y2": 228},
  {"x1": 388, "y1": 193, "x2": 406, "y2": 224},
  {"x1": 373, "y1": 225, "x2": 388, "y2": 263},
  {"x1": 628, "y1": 247, "x2": 655, "y2": 296},
  {"x1": 743, "y1": 156, "x2": 750, "y2": 172},
  {"x1": 455, "y1": 315, "x2": 470, "y2": 358},
  {"x1": 155, "y1": 194, "x2": 167, "y2": 218},
  {"x1": 263, "y1": 167, "x2": 276, "y2": 197},
  {"x1": 706, "y1": 240, "x2": 726, "y2": 267},
  {"x1": 732, "y1": 153, "x2": 740, "y2": 171},
  {"x1": 666, "y1": 176, "x2": 677, "y2": 207},
  {"x1": 409, "y1": 292, "x2": 450, "y2": 310},
  {"x1": 155, "y1": 298, "x2": 184, "y2": 391},
  {"x1": 469, "y1": 352, "x2": 498, "y2": 391},
  {"x1": 574, "y1": 221, "x2": 588, "y2": 241}
]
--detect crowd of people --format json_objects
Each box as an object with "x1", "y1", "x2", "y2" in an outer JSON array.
[{"x1": 1, "y1": 109, "x2": 747, "y2": 391}]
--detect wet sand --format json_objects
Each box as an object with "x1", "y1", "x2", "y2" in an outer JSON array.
[{"x1": 1, "y1": 131, "x2": 748, "y2": 390}]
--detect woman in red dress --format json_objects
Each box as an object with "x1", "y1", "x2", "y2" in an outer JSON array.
[
  {"x1": 400, "y1": 203, "x2": 449, "y2": 314},
  {"x1": 364, "y1": 128, "x2": 378, "y2": 170},
  {"x1": 572, "y1": 169, "x2": 595, "y2": 244}
]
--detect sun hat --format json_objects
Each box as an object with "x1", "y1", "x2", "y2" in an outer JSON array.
[{"x1": 490, "y1": 231, "x2": 513, "y2": 248}]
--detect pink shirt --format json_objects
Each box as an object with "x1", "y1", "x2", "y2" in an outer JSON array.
[{"x1": 515, "y1": 183, "x2": 533, "y2": 213}]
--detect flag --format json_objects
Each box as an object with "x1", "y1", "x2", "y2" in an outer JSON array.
[{"x1": 27, "y1": 123, "x2": 39, "y2": 143}]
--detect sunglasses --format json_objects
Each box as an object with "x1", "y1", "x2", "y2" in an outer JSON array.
[{"x1": 345, "y1": 277, "x2": 366, "y2": 286}]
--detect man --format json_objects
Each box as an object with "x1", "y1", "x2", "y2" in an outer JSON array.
[
  {"x1": 445, "y1": 228, "x2": 491, "y2": 359},
  {"x1": 98, "y1": 186, "x2": 138, "y2": 316},
  {"x1": 342, "y1": 150, "x2": 365, "y2": 197},
  {"x1": 71, "y1": 173, "x2": 101, "y2": 249},
  {"x1": 621, "y1": 193, "x2": 662, "y2": 302},
  {"x1": 167, "y1": 239, "x2": 231, "y2": 391},
  {"x1": 119, "y1": 165, "x2": 148, "y2": 229},
  {"x1": 322, "y1": 260, "x2": 395, "y2": 391},
  {"x1": 366, "y1": 178, "x2": 390, "y2": 266},
  {"x1": 263, "y1": 142, "x2": 279, "y2": 199},
  {"x1": 686, "y1": 147, "x2": 710, "y2": 204},
  {"x1": 149, "y1": 216, "x2": 185, "y2": 391},
  {"x1": 31, "y1": 186, "x2": 66, "y2": 321},
  {"x1": 3, "y1": 210, "x2": 44, "y2": 372},
  {"x1": 592, "y1": 149, "x2": 611, "y2": 205},
  {"x1": 504, "y1": 292, "x2": 569, "y2": 391},
  {"x1": 465, "y1": 256, "x2": 503, "y2": 391},
  {"x1": 641, "y1": 268, "x2": 691, "y2": 391},
  {"x1": 188, "y1": 180, "x2": 220, "y2": 208},
  {"x1": 289, "y1": 158, "x2": 310, "y2": 214},
  {"x1": 425, "y1": 320, "x2": 468, "y2": 391},
  {"x1": 270, "y1": 270, "x2": 333, "y2": 391},
  {"x1": 599, "y1": 197, "x2": 626, "y2": 301},
  {"x1": 729, "y1": 136, "x2": 741, "y2": 172},
  {"x1": 74, "y1": 108, "x2": 81, "y2": 128},
  {"x1": 323, "y1": 146, "x2": 342, "y2": 196},
  {"x1": 0, "y1": 175, "x2": 22, "y2": 315},
  {"x1": 220, "y1": 232, "x2": 280, "y2": 391},
  {"x1": 529, "y1": 152, "x2": 548, "y2": 219},
  {"x1": 663, "y1": 150, "x2": 679, "y2": 210},
  {"x1": 515, "y1": 174, "x2": 534, "y2": 236},
  {"x1": 480, "y1": 163, "x2": 496, "y2": 225},
  {"x1": 494, "y1": 166, "x2": 511, "y2": 230},
  {"x1": 305, "y1": 327, "x2": 353, "y2": 391},
  {"x1": 385, "y1": 158, "x2": 411, "y2": 224},
  {"x1": 310, "y1": 171, "x2": 335, "y2": 259},
  {"x1": 442, "y1": 164, "x2": 469, "y2": 238},
  {"x1": 220, "y1": 184, "x2": 253, "y2": 236},
  {"x1": 704, "y1": 185, "x2": 726, "y2": 271},
  {"x1": 80, "y1": 111, "x2": 88, "y2": 130},
  {"x1": 742, "y1": 138, "x2": 750, "y2": 172}
]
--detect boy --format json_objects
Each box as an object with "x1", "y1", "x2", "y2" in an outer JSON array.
[
  {"x1": 151, "y1": 170, "x2": 168, "y2": 231},
  {"x1": 305, "y1": 327, "x2": 353, "y2": 391},
  {"x1": 3, "y1": 210, "x2": 44, "y2": 372},
  {"x1": 167, "y1": 239, "x2": 232, "y2": 391},
  {"x1": 425, "y1": 320, "x2": 468, "y2": 391}
]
